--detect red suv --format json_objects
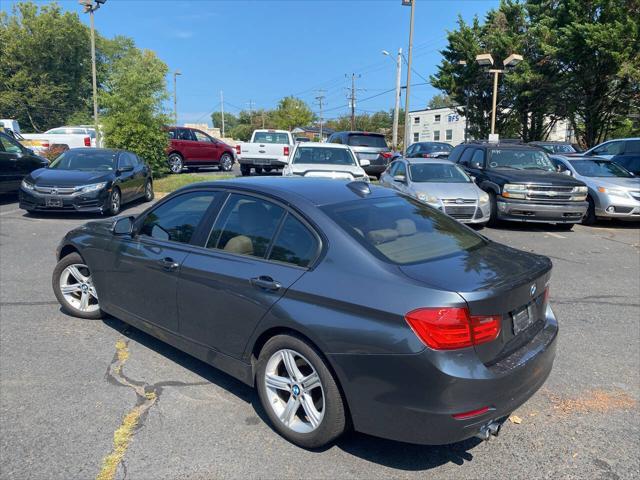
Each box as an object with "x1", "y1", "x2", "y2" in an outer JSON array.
[{"x1": 166, "y1": 126, "x2": 235, "y2": 174}]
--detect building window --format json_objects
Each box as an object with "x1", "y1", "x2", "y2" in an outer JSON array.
[
  {"x1": 413, "y1": 133, "x2": 419, "y2": 142},
  {"x1": 414, "y1": 117, "x2": 420, "y2": 124},
  {"x1": 446, "y1": 129, "x2": 452, "y2": 141},
  {"x1": 434, "y1": 114, "x2": 441, "y2": 123},
  {"x1": 433, "y1": 131, "x2": 440, "y2": 141}
]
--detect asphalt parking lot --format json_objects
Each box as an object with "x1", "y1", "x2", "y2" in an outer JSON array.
[{"x1": 1, "y1": 175, "x2": 639, "y2": 480}]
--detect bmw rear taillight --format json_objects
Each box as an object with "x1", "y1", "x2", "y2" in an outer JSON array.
[
  {"x1": 235, "y1": 145, "x2": 241, "y2": 154},
  {"x1": 381, "y1": 151, "x2": 393, "y2": 159},
  {"x1": 84, "y1": 136, "x2": 91, "y2": 147},
  {"x1": 284, "y1": 146, "x2": 290, "y2": 156},
  {"x1": 405, "y1": 307, "x2": 501, "y2": 350}
]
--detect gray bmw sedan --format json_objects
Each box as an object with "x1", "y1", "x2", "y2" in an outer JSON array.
[{"x1": 52, "y1": 177, "x2": 557, "y2": 448}]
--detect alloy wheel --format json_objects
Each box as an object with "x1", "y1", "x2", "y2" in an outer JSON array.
[
  {"x1": 264, "y1": 349, "x2": 325, "y2": 434},
  {"x1": 59, "y1": 264, "x2": 99, "y2": 313},
  {"x1": 169, "y1": 155, "x2": 183, "y2": 173},
  {"x1": 111, "y1": 189, "x2": 120, "y2": 214},
  {"x1": 220, "y1": 154, "x2": 233, "y2": 172},
  {"x1": 145, "y1": 180, "x2": 154, "y2": 201}
]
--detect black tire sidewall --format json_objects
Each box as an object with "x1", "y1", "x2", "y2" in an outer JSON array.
[
  {"x1": 582, "y1": 196, "x2": 596, "y2": 225},
  {"x1": 488, "y1": 191, "x2": 499, "y2": 227},
  {"x1": 220, "y1": 154, "x2": 233, "y2": 172},
  {"x1": 240, "y1": 165, "x2": 251, "y2": 176},
  {"x1": 106, "y1": 188, "x2": 121, "y2": 216},
  {"x1": 52, "y1": 252, "x2": 102, "y2": 320},
  {"x1": 256, "y1": 334, "x2": 346, "y2": 449}
]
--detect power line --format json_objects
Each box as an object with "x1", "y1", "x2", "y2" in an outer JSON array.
[
  {"x1": 314, "y1": 89, "x2": 326, "y2": 140},
  {"x1": 346, "y1": 73, "x2": 365, "y2": 130}
]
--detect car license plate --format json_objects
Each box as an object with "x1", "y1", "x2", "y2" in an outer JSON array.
[
  {"x1": 46, "y1": 197, "x2": 63, "y2": 207},
  {"x1": 255, "y1": 159, "x2": 272, "y2": 165},
  {"x1": 512, "y1": 304, "x2": 534, "y2": 335}
]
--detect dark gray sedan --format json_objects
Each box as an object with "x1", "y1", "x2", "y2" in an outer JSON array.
[{"x1": 52, "y1": 177, "x2": 558, "y2": 448}]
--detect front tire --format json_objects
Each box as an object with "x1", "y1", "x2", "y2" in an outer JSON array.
[
  {"x1": 52, "y1": 252, "x2": 102, "y2": 319},
  {"x1": 582, "y1": 195, "x2": 597, "y2": 225},
  {"x1": 168, "y1": 153, "x2": 183, "y2": 174},
  {"x1": 256, "y1": 334, "x2": 347, "y2": 449},
  {"x1": 487, "y1": 191, "x2": 500, "y2": 227},
  {"x1": 240, "y1": 165, "x2": 251, "y2": 176},
  {"x1": 143, "y1": 179, "x2": 154, "y2": 202},
  {"x1": 105, "y1": 188, "x2": 121, "y2": 216},
  {"x1": 219, "y1": 153, "x2": 234, "y2": 172}
]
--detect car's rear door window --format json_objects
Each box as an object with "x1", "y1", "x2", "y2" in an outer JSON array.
[
  {"x1": 268, "y1": 214, "x2": 319, "y2": 268},
  {"x1": 207, "y1": 194, "x2": 285, "y2": 258},
  {"x1": 139, "y1": 192, "x2": 217, "y2": 244},
  {"x1": 323, "y1": 196, "x2": 486, "y2": 265}
]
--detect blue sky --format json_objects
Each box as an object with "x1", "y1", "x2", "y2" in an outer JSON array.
[{"x1": 3, "y1": 0, "x2": 498, "y2": 126}]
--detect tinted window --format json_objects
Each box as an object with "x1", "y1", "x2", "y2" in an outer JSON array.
[
  {"x1": 253, "y1": 132, "x2": 290, "y2": 144},
  {"x1": 394, "y1": 161, "x2": 407, "y2": 177},
  {"x1": 346, "y1": 134, "x2": 387, "y2": 148},
  {"x1": 118, "y1": 153, "x2": 134, "y2": 169},
  {"x1": 471, "y1": 149, "x2": 484, "y2": 167},
  {"x1": 49, "y1": 150, "x2": 117, "y2": 171},
  {"x1": 177, "y1": 129, "x2": 194, "y2": 141},
  {"x1": 626, "y1": 140, "x2": 640, "y2": 154},
  {"x1": 413, "y1": 143, "x2": 453, "y2": 154},
  {"x1": 410, "y1": 163, "x2": 471, "y2": 183},
  {"x1": 458, "y1": 147, "x2": 475, "y2": 166},
  {"x1": 168, "y1": 129, "x2": 177, "y2": 139},
  {"x1": 193, "y1": 130, "x2": 212, "y2": 142},
  {"x1": 292, "y1": 146, "x2": 355, "y2": 166},
  {"x1": 571, "y1": 160, "x2": 633, "y2": 178},
  {"x1": 323, "y1": 196, "x2": 486, "y2": 265},
  {"x1": 448, "y1": 144, "x2": 466, "y2": 163},
  {"x1": 616, "y1": 157, "x2": 640, "y2": 174},
  {"x1": 0, "y1": 133, "x2": 23, "y2": 154},
  {"x1": 140, "y1": 192, "x2": 216, "y2": 244},
  {"x1": 594, "y1": 141, "x2": 624, "y2": 156},
  {"x1": 207, "y1": 194, "x2": 285, "y2": 258},
  {"x1": 269, "y1": 214, "x2": 318, "y2": 267},
  {"x1": 329, "y1": 134, "x2": 341, "y2": 144},
  {"x1": 488, "y1": 149, "x2": 554, "y2": 171}
]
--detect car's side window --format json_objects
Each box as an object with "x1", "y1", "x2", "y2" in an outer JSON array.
[
  {"x1": 470, "y1": 149, "x2": 484, "y2": 168},
  {"x1": 268, "y1": 214, "x2": 319, "y2": 268},
  {"x1": 626, "y1": 140, "x2": 640, "y2": 154},
  {"x1": 448, "y1": 144, "x2": 465, "y2": 163},
  {"x1": 193, "y1": 130, "x2": 212, "y2": 143},
  {"x1": 0, "y1": 134, "x2": 23, "y2": 154},
  {"x1": 458, "y1": 147, "x2": 475, "y2": 166},
  {"x1": 178, "y1": 128, "x2": 194, "y2": 141},
  {"x1": 387, "y1": 162, "x2": 399, "y2": 176},
  {"x1": 140, "y1": 192, "x2": 217, "y2": 244},
  {"x1": 406, "y1": 145, "x2": 415, "y2": 156},
  {"x1": 595, "y1": 141, "x2": 624, "y2": 156},
  {"x1": 395, "y1": 161, "x2": 407, "y2": 177},
  {"x1": 207, "y1": 194, "x2": 285, "y2": 258},
  {"x1": 118, "y1": 154, "x2": 133, "y2": 170}
]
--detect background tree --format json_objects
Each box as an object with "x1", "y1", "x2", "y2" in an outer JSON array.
[
  {"x1": 427, "y1": 93, "x2": 455, "y2": 109},
  {"x1": 101, "y1": 49, "x2": 170, "y2": 174},
  {"x1": 211, "y1": 111, "x2": 238, "y2": 132},
  {"x1": 272, "y1": 96, "x2": 315, "y2": 131}
]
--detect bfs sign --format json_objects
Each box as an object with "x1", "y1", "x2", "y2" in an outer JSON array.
[{"x1": 448, "y1": 113, "x2": 460, "y2": 123}]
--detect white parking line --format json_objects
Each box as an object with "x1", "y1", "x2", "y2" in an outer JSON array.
[{"x1": 534, "y1": 229, "x2": 566, "y2": 239}]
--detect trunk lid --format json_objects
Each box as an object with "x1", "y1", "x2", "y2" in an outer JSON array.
[{"x1": 399, "y1": 241, "x2": 552, "y2": 364}]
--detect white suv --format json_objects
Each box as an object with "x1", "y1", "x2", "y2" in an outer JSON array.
[{"x1": 282, "y1": 143, "x2": 370, "y2": 181}]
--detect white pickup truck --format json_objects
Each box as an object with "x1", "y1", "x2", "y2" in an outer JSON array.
[
  {"x1": 235, "y1": 129, "x2": 294, "y2": 176},
  {"x1": 0, "y1": 121, "x2": 96, "y2": 153}
]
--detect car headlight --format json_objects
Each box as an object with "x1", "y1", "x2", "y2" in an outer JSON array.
[
  {"x1": 417, "y1": 192, "x2": 440, "y2": 204},
  {"x1": 479, "y1": 191, "x2": 490, "y2": 205},
  {"x1": 502, "y1": 183, "x2": 527, "y2": 199},
  {"x1": 598, "y1": 187, "x2": 630, "y2": 199},
  {"x1": 573, "y1": 186, "x2": 588, "y2": 193},
  {"x1": 21, "y1": 179, "x2": 35, "y2": 191},
  {"x1": 78, "y1": 182, "x2": 107, "y2": 194}
]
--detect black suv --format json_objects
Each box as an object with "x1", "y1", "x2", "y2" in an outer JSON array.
[
  {"x1": 327, "y1": 131, "x2": 396, "y2": 178},
  {"x1": 449, "y1": 141, "x2": 589, "y2": 229}
]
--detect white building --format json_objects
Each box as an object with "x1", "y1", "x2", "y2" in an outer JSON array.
[{"x1": 407, "y1": 107, "x2": 575, "y2": 146}]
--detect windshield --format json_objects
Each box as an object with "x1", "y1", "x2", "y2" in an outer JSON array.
[
  {"x1": 410, "y1": 163, "x2": 471, "y2": 183},
  {"x1": 292, "y1": 147, "x2": 356, "y2": 166},
  {"x1": 488, "y1": 149, "x2": 555, "y2": 171},
  {"x1": 415, "y1": 143, "x2": 453, "y2": 153},
  {"x1": 347, "y1": 134, "x2": 387, "y2": 148},
  {"x1": 253, "y1": 132, "x2": 290, "y2": 144},
  {"x1": 48, "y1": 150, "x2": 117, "y2": 171},
  {"x1": 322, "y1": 196, "x2": 486, "y2": 265},
  {"x1": 571, "y1": 160, "x2": 633, "y2": 178}
]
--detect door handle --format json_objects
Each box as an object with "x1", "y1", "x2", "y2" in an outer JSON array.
[
  {"x1": 250, "y1": 276, "x2": 282, "y2": 291},
  {"x1": 158, "y1": 257, "x2": 179, "y2": 271}
]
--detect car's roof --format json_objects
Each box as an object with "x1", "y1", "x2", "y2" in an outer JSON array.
[
  {"x1": 465, "y1": 142, "x2": 542, "y2": 150},
  {"x1": 180, "y1": 177, "x2": 395, "y2": 207},
  {"x1": 333, "y1": 131, "x2": 385, "y2": 136},
  {"x1": 295, "y1": 142, "x2": 350, "y2": 149},
  {"x1": 404, "y1": 157, "x2": 455, "y2": 165},
  {"x1": 66, "y1": 147, "x2": 121, "y2": 154},
  {"x1": 529, "y1": 141, "x2": 573, "y2": 145}
]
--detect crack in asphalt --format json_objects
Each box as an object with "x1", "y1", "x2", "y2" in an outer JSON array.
[
  {"x1": 96, "y1": 335, "x2": 209, "y2": 480},
  {"x1": 551, "y1": 294, "x2": 639, "y2": 308}
]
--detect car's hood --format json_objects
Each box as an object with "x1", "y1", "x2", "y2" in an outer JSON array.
[
  {"x1": 410, "y1": 182, "x2": 480, "y2": 200},
  {"x1": 290, "y1": 164, "x2": 366, "y2": 178},
  {"x1": 399, "y1": 241, "x2": 552, "y2": 293},
  {"x1": 28, "y1": 168, "x2": 113, "y2": 186},
  {"x1": 487, "y1": 168, "x2": 585, "y2": 186},
  {"x1": 581, "y1": 176, "x2": 640, "y2": 190}
]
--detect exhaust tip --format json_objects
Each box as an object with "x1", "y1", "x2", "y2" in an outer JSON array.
[{"x1": 476, "y1": 421, "x2": 502, "y2": 442}]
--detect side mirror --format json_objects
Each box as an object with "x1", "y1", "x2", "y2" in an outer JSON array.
[
  {"x1": 112, "y1": 216, "x2": 134, "y2": 235},
  {"x1": 470, "y1": 175, "x2": 476, "y2": 183},
  {"x1": 359, "y1": 159, "x2": 371, "y2": 167},
  {"x1": 471, "y1": 161, "x2": 482, "y2": 169},
  {"x1": 393, "y1": 174, "x2": 407, "y2": 183}
]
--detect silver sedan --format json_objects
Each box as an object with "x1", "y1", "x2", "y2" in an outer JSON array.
[
  {"x1": 380, "y1": 157, "x2": 491, "y2": 225},
  {"x1": 550, "y1": 155, "x2": 640, "y2": 224}
]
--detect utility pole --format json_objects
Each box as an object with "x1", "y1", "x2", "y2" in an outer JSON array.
[
  {"x1": 220, "y1": 90, "x2": 225, "y2": 138},
  {"x1": 402, "y1": 0, "x2": 416, "y2": 154},
  {"x1": 458, "y1": 60, "x2": 469, "y2": 142},
  {"x1": 315, "y1": 89, "x2": 326, "y2": 141},
  {"x1": 79, "y1": 0, "x2": 107, "y2": 146},
  {"x1": 261, "y1": 111, "x2": 265, "y2": 128},
  {"x1": 247, "y1": 99, "x2": 255, "y2": 125},
  {"x1": 346, "y1": 73, "x2": 362, "y2": 130},
  {"x1": 173, "y1": 70, "x2": 181, "y2": 125},
  {"x1": 382, "y1": 48, "x2": 403, "y2": 149}
]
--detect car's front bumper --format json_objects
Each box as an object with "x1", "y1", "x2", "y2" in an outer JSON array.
[
  {"x1": 595, "y1": 193, "x2": 640, "y2": 220},
  {"x1": 497, "y1": 197, "x2": 588, "y2": 223},
  {"x1": 19, "y1": 187, "x2": 110, "y2": 213},
  {"x1": 328, "y1": 307, "x2": 558, "y2": 445}
]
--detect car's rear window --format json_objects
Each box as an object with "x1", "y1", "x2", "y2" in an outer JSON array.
[
  {"x1": 415, "y1": 143, "x2": 453, "y2": 153},
  {"x1": 347, "y1": 134, "x2": 387, "y2": 148},
  {"x1": 322, "y1": 196, "x2": 486, "y2": 265},
  {"x1": 253, "y1": 132, "x2": 290, "y2": 144}
]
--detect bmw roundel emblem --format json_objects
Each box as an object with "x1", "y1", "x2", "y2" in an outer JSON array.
[
  {"x1": 292, "y1": 385, "x2": 300, "y2": 396},
  {"x1": 530, "y1": 284, "x2": 537, "y2": 297}
]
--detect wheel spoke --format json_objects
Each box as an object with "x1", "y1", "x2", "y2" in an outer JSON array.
[
  {"x1": 281, "y1": 350, "x2": 303, "y2": 382},
  {"x1": 301, "y1": 372, "x2": 321, "y2": 392},
  {"x1": 279, "y1": 396, "x2": 300, "y2": 426},
  {"x1": 265, "y1": 374, "x2": 291, "y2": 392},
  {"x1": 61, "y1": 284, "x2": 82, "y2": 295},
  {"x1": 67, "y1": 265, "x2": 87, "y2": 283},
  {"x1": 79, "y1": 291, "x2": 90, "y2": 311},
  {"x1": 300, "y1": 393, "x2": 321, "y2": 429},
  {"x1": 88, "y1": 285, "x2": 98, "y2": 300}
]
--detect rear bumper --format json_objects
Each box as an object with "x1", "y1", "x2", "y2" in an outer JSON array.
[
  {"x1": 239, "y1": 158, "x2": 287, "y2": 168},
  {"x1": 328, "y1": 307, "x2": 558, "y2": 445},
  {"x1": 18, "y1": 188, "x2": 109, "y2": 213},
  {"x1": 363, "y1": 164, "x2": 388, "y2": 176},
  {"x1": 497, "y1": 198, "x2": 587, "y2": 223}
]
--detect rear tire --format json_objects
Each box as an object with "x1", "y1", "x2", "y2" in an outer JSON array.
[
  {"x1": 219, "y1": 153, "x2": 234, "y2": 172},
  {"x1": 52, "y1": 252, "x2": 102, "y2": 320},
  {"x1": 240, "y1": 165, "x2": 251, "y2": 176},
  {"x1": 582, "y1": 195, "x2": 597, "y2": 225},
  {"x1": 255, "y1": 167, "x2": 264, "y2": 175},
  {"x1": 256, "y1": 334, "x2": 347, "y2": 449},
  {"x1": 168, "y1": 153, "x2": 183, "y2": 174}
]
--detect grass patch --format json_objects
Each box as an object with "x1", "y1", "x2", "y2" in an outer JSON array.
[{"x1": 153, "y1": 172, "x2": 235, "y2": 193}]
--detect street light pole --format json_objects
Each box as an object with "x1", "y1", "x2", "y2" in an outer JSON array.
[
  {"x1": 402, "y1": 0, "x2": 416, "y2": 154},
  {"x1": 489, "y1": 69, "x2": 500, "y2": 135},
  {"x1": 220, "y1": 90, "x2": 225, "y2": 138},
  {"x1": 382, "y1": 48, "x2": 402, "y2": 150},
  {"x1": 458, "y1": 60, "x2": 469, "y2": 142},
  {"x1": 173, "y1": 70, "x2": 181, "y2": 125}
]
